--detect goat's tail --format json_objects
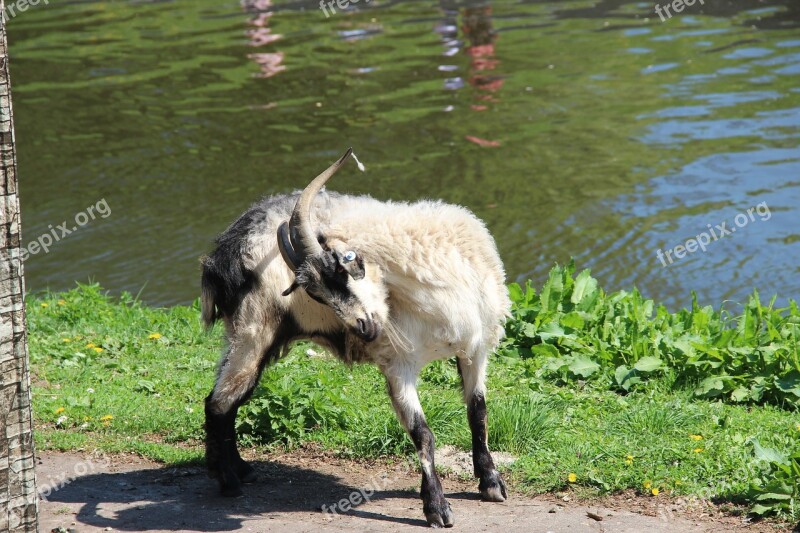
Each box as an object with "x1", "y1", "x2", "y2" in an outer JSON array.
[{"x1": 199, "y1": 255, "x2": 219, "y2": 328}]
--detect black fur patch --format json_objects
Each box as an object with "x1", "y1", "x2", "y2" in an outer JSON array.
[
  {"x1": 295, "y1": 253, "x2": 357, "y2": 316},
  {"x1": 201, "y1": 194, "x2": 297, "y2": 323}
]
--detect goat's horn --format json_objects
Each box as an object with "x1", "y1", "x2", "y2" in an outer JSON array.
[
  {"x1": 277, "y1": 221, "x2": 302, "y2": 271},
  {"x1": 288, "y1": 147, "x2": 353, "y2": 258}
]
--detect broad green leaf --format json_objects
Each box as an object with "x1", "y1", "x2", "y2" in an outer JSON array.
[
  {"x1": 560, "y1": 311, "x2": 585, "y2": 331},
  {"x1": 695, "y1": 376, "x2": 725, "y2": 397},
  {"x1": 633, "y1": 356, "x2": 663, "y2": 373},
  {"x1": 775, "y1": 371, "x2": 800, "y2": 397},
  {"x1": 614, "y1": 365, "x2": 642, "y2": 390},
  {"x1": 614, "y1": 365, "x2": 630, "y2": 387},
  {"x1": 730, "y1": 387, "x2": 749, "y2": 402},
  {"x1": 671, "y1": 339, "x2": 695, "y2": 357},
  {"x1": 531, "y1": 344, "x2": 559, "y2": 359},
  {"x1": 508, "y1": 283, "x2": 523, "y2": 304},
  {"x1": 538, "y1": 322, "x2": 566, "y2": 342},
  {"x1": 540, "y1": 266, "x2": 564, "y2": 312},
  {"x1": 749, "y1": 503, "x2": 775, "y2": 516},
  {"x1": 752, "y1": 440, "x2": 788, "y2": 464},
  {"x1": 544, "y1": 357, "x2": 567, "y2": 372},
  {"x1": 523, "y1": 323, "x2": 538, "y2": 338},
  {"x1": 754, "y1": 492, "x2": 792, "y2": 501},
  {"x1": 567, "y1": 356, "x2": 600, "y2": 378},
  {"x1": 570, "y1": 270, "x2": 598, "y2": 305}
]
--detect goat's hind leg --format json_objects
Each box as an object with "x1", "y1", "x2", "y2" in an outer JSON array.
[
  {"x1": 205, "y1": 328, "x2": 275, "y2": 497},
  {"x1": 384, "y1": 363, "x2": 454, "y2": 528},
  {"x1": 457, "y1": 355, "x2": 507, "y2": 502}
]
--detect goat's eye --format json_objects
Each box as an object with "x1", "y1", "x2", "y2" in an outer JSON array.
[{"x1": 343, "y1": 251, "x2": 357, "y2": 263}]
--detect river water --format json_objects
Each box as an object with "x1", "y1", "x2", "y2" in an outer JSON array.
[{"x1": 10, "y1": 0, "x2": 800, "y2": 308}]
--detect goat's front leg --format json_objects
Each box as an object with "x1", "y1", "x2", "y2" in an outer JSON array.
[
  {"x1": 457, "y1": 356, "x2": 507, "y2": 502},
  {"x1": 384, "y1": 364, "x2": 454, "y2": 528}
]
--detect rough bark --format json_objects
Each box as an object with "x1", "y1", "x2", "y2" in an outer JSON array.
[{"x1": 0, "y1": 2, "x2": 39, "y2": 530}]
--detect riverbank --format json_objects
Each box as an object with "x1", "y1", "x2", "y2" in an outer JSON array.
[{"x1": 27, "y1": 266, "x2": 800, "y2": 523}]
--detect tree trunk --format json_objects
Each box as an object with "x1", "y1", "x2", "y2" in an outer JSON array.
[{"x1": 0, "y1": 1, "x2": 39, "y2": 530}]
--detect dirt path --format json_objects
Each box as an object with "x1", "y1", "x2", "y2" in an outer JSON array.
[{"x1": 35, "y1": 449, "x2": 775, "y2": 533}]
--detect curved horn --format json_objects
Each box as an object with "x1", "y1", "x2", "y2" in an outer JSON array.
[
  {"x1": 276, "y1": 221, "x2": 301, "y2": 271},
  {"x1": 288, "y1": 147, "x2": 353, "y2": 257}
]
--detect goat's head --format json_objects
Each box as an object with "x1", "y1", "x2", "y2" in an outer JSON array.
[{"x1": 277, "y1": 148, "x2": 387, "y2": 342}]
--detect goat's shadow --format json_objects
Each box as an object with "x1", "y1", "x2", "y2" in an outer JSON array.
[{"x1": 42, "y1": 460, "x2": 431, "y2": 531}]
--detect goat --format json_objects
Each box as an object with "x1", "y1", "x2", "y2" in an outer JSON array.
[{"x1": 200, "y1": 149, "x2": 510, "y2": 527}]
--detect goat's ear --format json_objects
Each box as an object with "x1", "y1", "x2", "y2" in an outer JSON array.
[{"x1": 282, "y1": 281, "x2": 300, "y2": 297}]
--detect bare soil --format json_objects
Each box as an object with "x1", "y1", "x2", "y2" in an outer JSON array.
[{"x1": 36, "y1": 447, "x2": 792, "y2": 532}]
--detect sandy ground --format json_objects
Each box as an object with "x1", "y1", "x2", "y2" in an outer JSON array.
[{"x1": 35, "y1": 448, "x2": 786, "y2": 533}]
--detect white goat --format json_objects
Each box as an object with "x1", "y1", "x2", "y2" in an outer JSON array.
[{"x1": 201, "y1": 148, "x2": 510, "y2": 527}]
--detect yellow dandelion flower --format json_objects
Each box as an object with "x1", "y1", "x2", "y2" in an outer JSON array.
[
  {"x1": 625, "y1": 454, "x2": 634, "y2": 464},
  {"x1": 40, "y1": 303, "x2": 49, "y2": 308},
  {"x1": 148, "y1": 333, "x2": 162, "y2": 340},
  {"x1": 795, "y1": 424, "x2": 800, "y2": 432},
  {"x1": 689, "y1": 434, "x2": 703, "y2": 441},
  {"x1": 54, "y1": 407, "x2": 65, "y2": 415},
  {"x1": 643, "y1": 480, "x2": 652, "y2": 489},
  {"x1": 93, "y1": 347, "x2": 103, "y2": 353},
  {"x1": 651, "y1": 488, "x2": 660, "y2": 496},
  {"x1": 86, "y1": 342, "x2": 96, "y2": 349},
  {"x1": 57, "y1": 299, "x2": 66, "y2": 306},
  {"x1": 568, "y1": 473, "x2": 577, "y2": 483},
  {"x1": 100, "y1": 415, "x2": 113, "y2": 421},
  {"x1": 693, "y1": 448, "x2": 704, "y2": 453},
  {"x1": 62, "y1": 338, "x2": 71, "y2": 343}
]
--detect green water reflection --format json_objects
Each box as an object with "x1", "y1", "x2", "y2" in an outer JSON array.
[{"x1": 10, "y1": 0, "x2": 800, "y2": 308}]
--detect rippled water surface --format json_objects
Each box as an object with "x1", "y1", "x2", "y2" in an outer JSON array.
[{"x1": 11, "y1": 0, "x2": 800, "y2": 308}]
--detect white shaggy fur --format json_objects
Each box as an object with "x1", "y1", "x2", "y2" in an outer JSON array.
[{"x1": 238, "y1": 192, "x2": 508, "y2": 367}]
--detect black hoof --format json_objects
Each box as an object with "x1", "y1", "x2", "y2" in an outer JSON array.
[
  {"x1": 236, "y1": 460, "x2": 257, "y2": 484},
  {"x1": 424, "y1": 499, "x2": 454, "y2": 528},
  {"x1": 479, "y1": 470, "x2": 507, "y2": 502},
  {"x1": 218, "y1": 467, "x2": 243, "y2": 497}
]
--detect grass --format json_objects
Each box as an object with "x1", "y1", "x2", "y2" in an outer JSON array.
[{"x1": 27, "y1": 277, "x2": 800, "y2": 521}]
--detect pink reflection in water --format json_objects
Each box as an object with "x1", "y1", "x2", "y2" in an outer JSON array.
[{"x1": 242, "y1": 0, "x2": 285, "y2": 78}]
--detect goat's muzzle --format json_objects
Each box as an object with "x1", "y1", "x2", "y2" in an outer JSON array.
[{"x1": 355, "y1": 317, "x2": 381, "y2": 342}]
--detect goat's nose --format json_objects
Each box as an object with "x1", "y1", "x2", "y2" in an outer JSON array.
[{"x1": 355, "y1": 317, "x2": 380, "y2": 341}]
